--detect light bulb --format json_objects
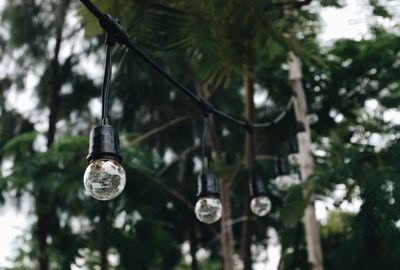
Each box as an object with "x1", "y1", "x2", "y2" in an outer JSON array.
[
  {"x1": 288, "y1": 153, "x2": 300, "y2": 166},
  {"x1": 83, "y1": 158, "x2": 126, "y2": 201},
  {"x1": 307, "y1": 113, "x2": 319, "y2": 125},
  {"x1": 250, "y1": 196, "x2": 272, "y2": 216},
  {"x1": 290, "y1": 172, "x2": 301, "y2": 184},
  {"x1": 195, "y1": 197, "x2": 222, "y2": 224},
  {"x1": 275, "y1": 174, "x2": 293, "y2": 191}
]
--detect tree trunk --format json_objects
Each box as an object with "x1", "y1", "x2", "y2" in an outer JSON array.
[
  {"x1": 288, "y1": 52, "x2": 324, "y2": 270},
  {"x1": 36, "y1": 2, "x2": 70, "y2": 270},
  {"x1": 99, "y1": 205, "x2": 109, "y2": 270},
  {"x1": 242, "y1": 69, "x2": 256, "y2": 270},
  {"x1": 47, "y1": 0, "x2": 70, "y2": 147},
  {"x1": 196, "y1": 82, "x2": 235, "y2": 270},
  {"x1": 190, "y1": 224, "x2": 198, "y2": 270},
  {"x1": 219, "y1": 176, "x2": 235, "y2": 270},
  {"x1": 36, "y1": 207, "x2": 49, "y2": 270},
  {"x1": 283, "y1": 1, "x2": 323, "y2": 269}
]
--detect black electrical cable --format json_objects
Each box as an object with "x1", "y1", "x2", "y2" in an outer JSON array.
[
  {"x1": 101, "y1": 42, "x2": 112, "y2": 125},
  {"x1": 80, "y1": 0, "x2": 104, "y2": 19},
  {"x1": 249, "y1": 126, "x2": 256, "y2": 180},
  {"x1": 264, "y1": 0, "x2": 312, "y2": 10},
  {"x1": 253, "y1": 97, "x2": 294, "y2": 128},
  {"x1": 79, "y1": 0, "x2": 293, "y2": 130},
  {"x1": 201, "y1": 113, "x2": 211, "y2": 173},
  {"x1": 211, "y1": 107, "x2": 249, "y2": 127},
  {"x1": 125, "y1": 38, "x2": 293, "y2": 130},
  {"x1": 124, "y1": 40, "x2": 204, "y2": 105}
]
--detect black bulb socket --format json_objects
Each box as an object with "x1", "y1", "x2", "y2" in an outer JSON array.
[
  {"x1": 275, "y1": 159, "x2": 288, "y2": 176},
  {"x1": 196, "y1": 172, "x2": 220, "y2": 198},
  {"x1": 250, "y1": 176, "x2": 267, "y2": 198},
  {"x1": 288, "y1": 140, "x2": 298, "y2": 154},
  {"x1": 296, "y1": 121, "x2": 306, "y2": 133},
  {"x1": 87, "y1": 125, "x2": 122, "y2": 164}
]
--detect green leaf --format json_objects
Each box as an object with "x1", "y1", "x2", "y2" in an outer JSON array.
[
  {"x1": 281, "y1": 184, "x2": 311, "y2": 226},
  {"x1": 1, "y1": 131, "x2": 37, "y2": 156}
]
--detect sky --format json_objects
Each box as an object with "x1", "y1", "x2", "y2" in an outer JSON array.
[
  {"x1": 0, "y1": 0, "x2": 396, "y2": 269},
  {"x1": 319, "y1": 0, "x2": 370, "y2": 42}
]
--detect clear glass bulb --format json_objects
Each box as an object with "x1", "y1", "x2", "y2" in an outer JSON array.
[
  {"x1": 288, "y1": 153, "x2": 300, "y2": 166},
  {"x1": 83, "y1": 159, "x2": 126, "y2": 201},
  {"x1": 250, "y1": 196, "x2": 272, "y2": 216},
  {"x1": 307, "y1": 113, "x2": 319, "y2": 125},
  {"x1": 275, "y1": 175, "x2": 293, "y2": 191},
  {"x1": 195, "y1": 197, "x2": 222, "y2": 224},
  {"x1": 290, "y1": 172, "x2": 301, "y2": 184}
]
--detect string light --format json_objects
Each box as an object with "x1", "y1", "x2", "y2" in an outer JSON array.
[
  {"x1": 79, "y1": 0, "x2": 303, "y2": 219},
  {"x1": 83, "y1": 34, "x2": 126, "y2": 201},
  {"x1": 195, "y1": 172, "x2": 222, "y2": 224},
  {"x1": 247, "y1": 126, "x2": 272, "y2": 217},
  {"x1": 306, "y1": 107, "x2": 319, "y2": 125},
  {"x1": 287, "y1": 140, "x2": 300, "y2": 166},
  {"x1": 195, "y1": 113, "x2": 222, "y2": 224},
  {"x1": 250, "y1": 174, "x2": 272, "y2": 217},
  {"x1": 274, "y1": 158, "x2": 293, "y2": 191}
]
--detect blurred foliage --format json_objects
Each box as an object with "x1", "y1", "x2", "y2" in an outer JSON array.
[{"x1": 0, "y1": 0, "x2": 399, "y2": 269}]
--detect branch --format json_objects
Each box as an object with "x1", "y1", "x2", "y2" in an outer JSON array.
[
  {"x1": 147, "y1": 177, "x2": 194, "y2": 211},
  {"x1": 225, "y1": 162, "x2": 244, "y2": 189},
  {"x1": 256, "y1": 154, "x2": 277, "y2": 161},
  {"x1": 156, "y1": 144, "x2": 199, "y2": 178},
  {"x1": 131, "y1": 115, "x2": 193, "y2": 145},
  {"x1": 128, "y1": 161, "x2": 195, "y2": 211},
  {"x1": 205, "y1": 215, "x2": 258, "y2": 247}
]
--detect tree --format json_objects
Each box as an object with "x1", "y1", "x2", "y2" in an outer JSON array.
[
  {"x1": 1, "y1": 0, "x2": 97, "y2": 268},
  {"x1": 2, "y1": 1, "x2": 399, "y2": 270}
]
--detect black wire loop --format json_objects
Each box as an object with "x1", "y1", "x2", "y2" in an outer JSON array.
[
  {"x1": 247, "y1": 119, "x2": 258, "y2": 184},
  {"x1": 201, "y1": 114, "x2": 212, "y2": 173},
  {"x1": 101, "y1": 34, "x2": 116, "y2": 125}
]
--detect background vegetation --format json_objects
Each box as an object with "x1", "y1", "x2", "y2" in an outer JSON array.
[{"x1": 0, "y1": 0, "x2": 399, "y2": 269}]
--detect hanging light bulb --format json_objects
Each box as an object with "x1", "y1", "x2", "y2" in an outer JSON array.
[
  {"x1": 84, "y1": 125, "x2": 126, "y2": 201},
  {"x1": 287, "y1": 153, "x2": 299, "y2": 166},
  {"x1": 250, "y1": 175, "x2": 271, "y2": 217},
  {"x1": 287, "y1": 140, "x2": 299, "y2": 166},
  {"x1": 195, "y1": 172, "x2": 222, "y2": 224},
  {"x1": 251, "y1": 197, "x2": 272, "y2": 216},
  {"x1": 275, "y1": 175, "x2": 293, "y2": 191},
  {"x1": 275, "y1": 158, "x2": 293, "y2": 191},
  {"x1": 290, "y1": 171, "x2": 301, "y2": 184},
  {"x1": 306, "y1": 107, "x2": 318, "y2": 125},
  {"x1": 195, "y1": 111, "x2": 222, "y2": 224},
  {"x1": 83, "y1": 35, "x2": 126, "y2": 201}
]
